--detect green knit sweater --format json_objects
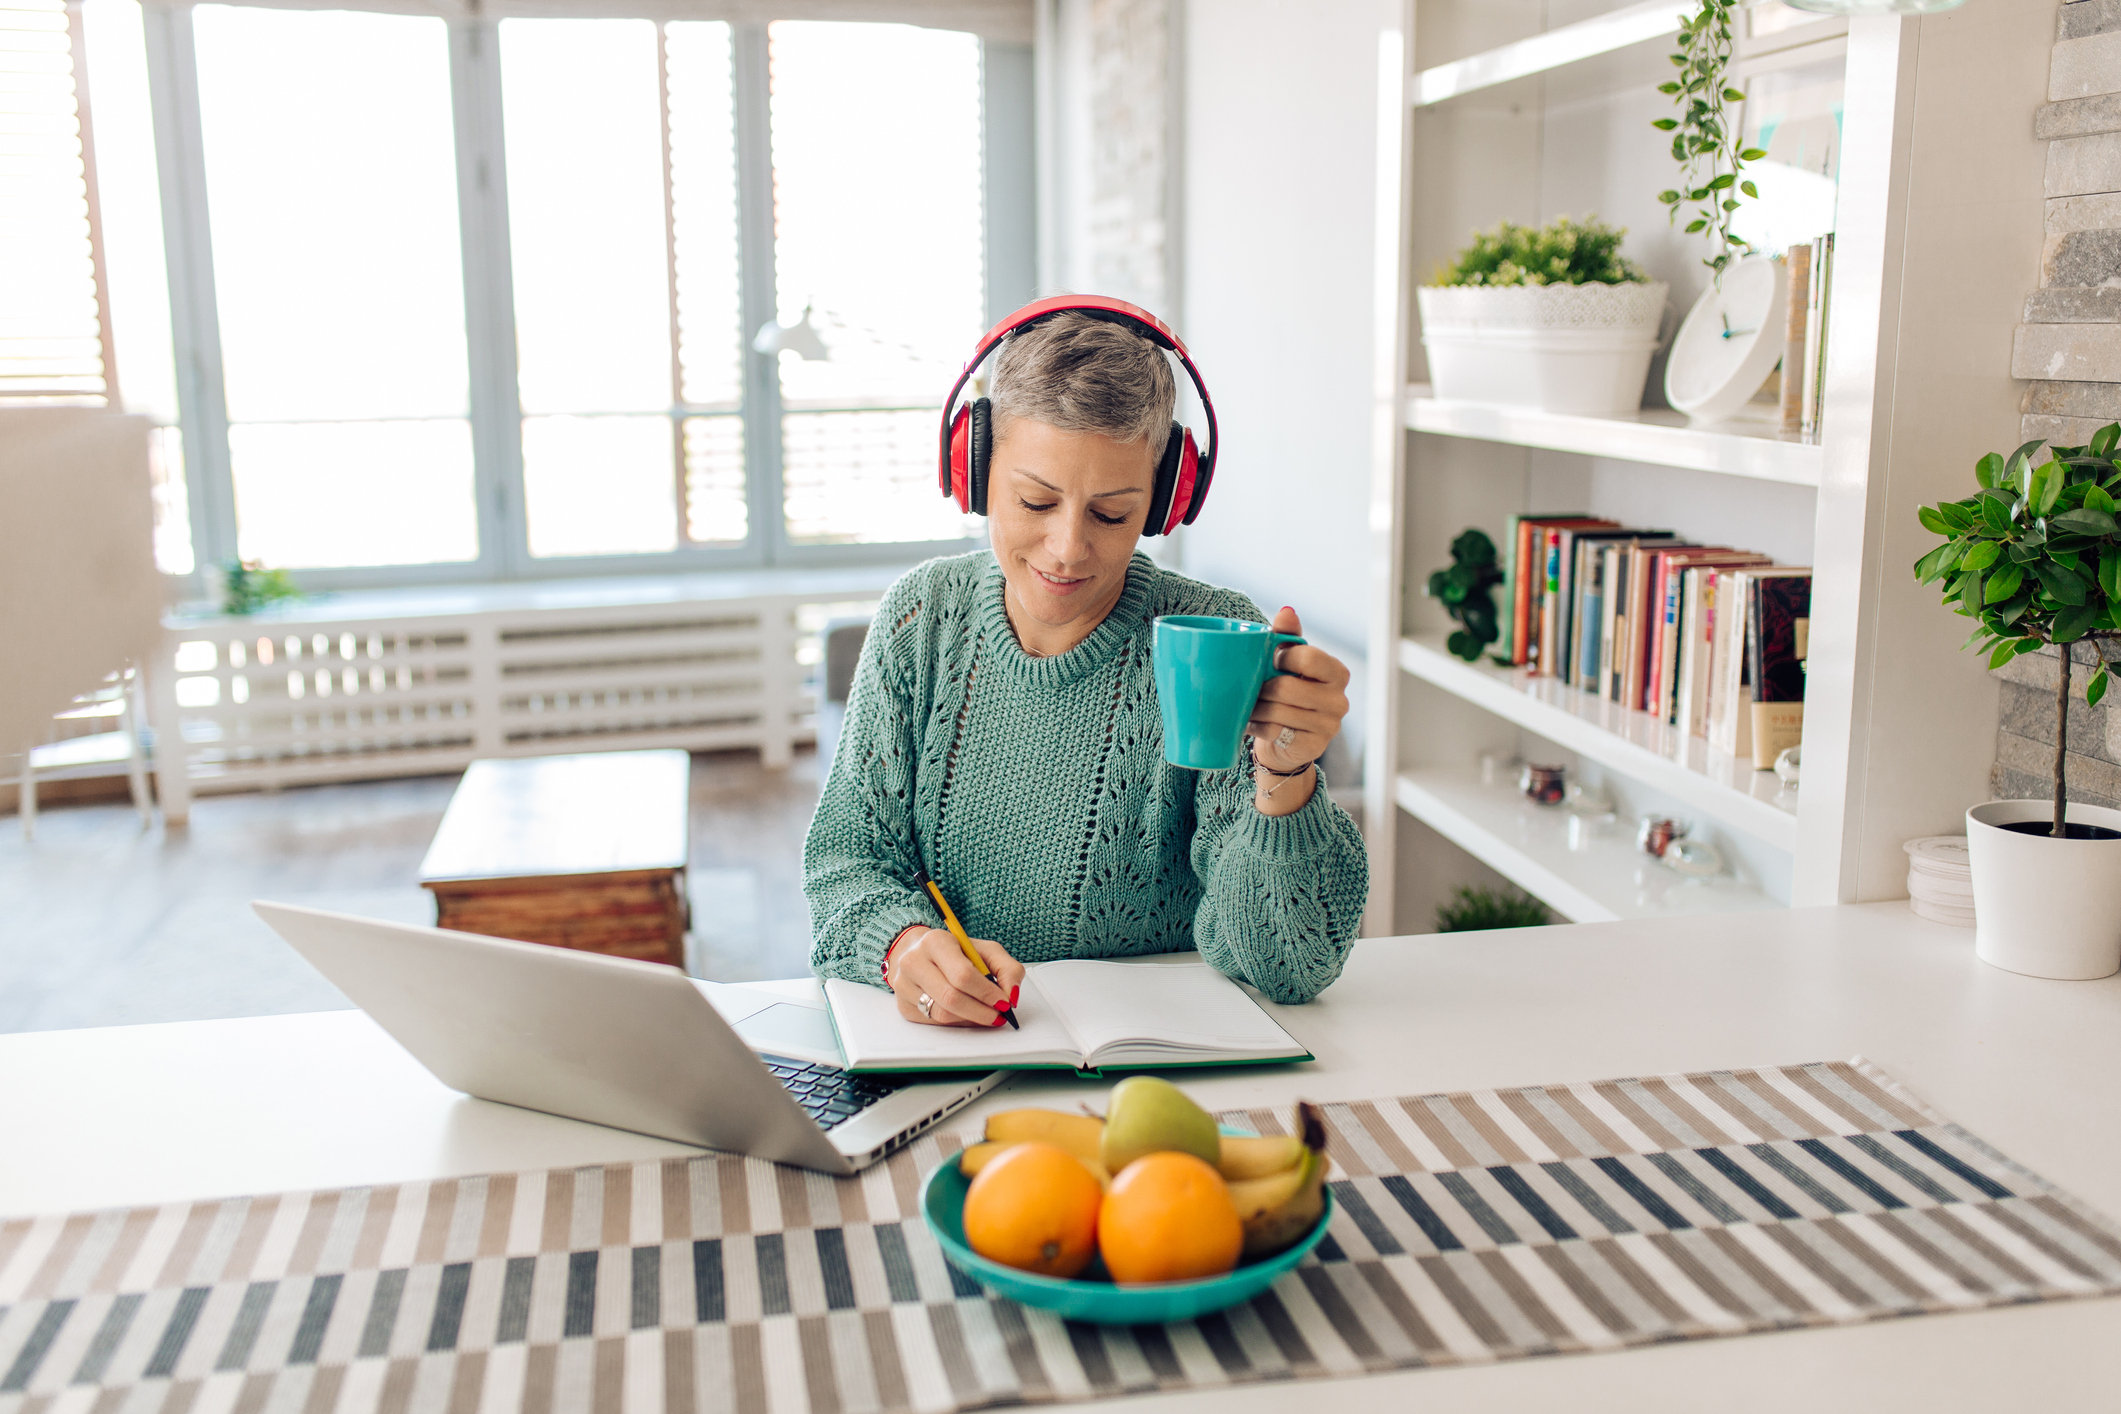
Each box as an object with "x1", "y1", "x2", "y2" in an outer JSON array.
[{"x1": 803, "y1": 549, "x2": 1368, "y2": 1005}]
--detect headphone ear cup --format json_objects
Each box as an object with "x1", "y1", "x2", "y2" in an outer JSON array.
[
  {"x1": 1162, "y1": 431, "x2": 1201, "y2": 535},
  {"x1": 947, "y1": 405, "x2": 973, "y2": 512},
  {"x1": 1170, "y1": 430, "x2": 1205, "y2": 531},
  {"x1": 1140, "y1": 422, "x2": 1185, "y2": 538},
  {"x1": 967, "y1": 399, "x2": 994, "y2": 516}
]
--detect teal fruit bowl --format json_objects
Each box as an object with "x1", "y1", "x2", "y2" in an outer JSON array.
[{"x1": 919, "y1": 1160, "x2": 1334, "y2": 1326}]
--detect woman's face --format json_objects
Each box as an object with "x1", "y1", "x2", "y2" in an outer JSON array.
[{"x1": 987, "y1": 417, "x2": 1155, "y2": 642}]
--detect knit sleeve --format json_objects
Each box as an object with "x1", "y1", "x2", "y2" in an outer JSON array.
[
  {"x1": 802, "y1": 581, "x2": 944, "y2": 989},
  {"x1": 1187, "y1": 761, "x2": 1368, "y2": 1005}
]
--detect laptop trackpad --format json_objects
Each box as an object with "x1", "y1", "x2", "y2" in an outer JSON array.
[{"x1": 737, "y1": 1002, "x2": 841, "y2": 1062}]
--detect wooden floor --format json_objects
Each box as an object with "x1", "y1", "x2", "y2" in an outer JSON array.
[{"x1": 0, "y1": 748, "x2": 825, "y2": 1035}]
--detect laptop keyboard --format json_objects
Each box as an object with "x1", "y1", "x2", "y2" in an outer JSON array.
[{"x1": 760, "y1": 1054, "x2": 906, "y2": 1130}]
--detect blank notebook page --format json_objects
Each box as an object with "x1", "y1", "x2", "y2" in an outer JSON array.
[
  {"x1": 823, "y1": 971, "x2": 1080, "y2": 1067},
  {"x1": 1032, "y1": 960, "x2": 1297, "y2": 1056}
]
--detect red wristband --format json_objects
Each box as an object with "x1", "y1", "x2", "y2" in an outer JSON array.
[{"x1": 882, "y1": 925, "x2": 923, "y2": 984}]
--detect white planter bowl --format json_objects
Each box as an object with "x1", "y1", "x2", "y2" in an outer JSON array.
[
  {"x1": 1965, "y1": 799, "x2": 2121, "y2": 980},
  {"x1": 1417, "y1": 281, "x2": 1668, "y2": 416}
]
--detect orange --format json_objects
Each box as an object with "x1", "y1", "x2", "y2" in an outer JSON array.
[
  {"x1": 961, "y1": 1142, "x2": 1103, "y2": 1278},
  {"x1": 1098, "y1": 1151, "x2": 1243, "y2": 1284}
]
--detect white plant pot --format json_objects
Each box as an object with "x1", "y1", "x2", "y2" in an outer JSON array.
[
  {"x1": 1965, "y1": 799, "x2": 2121, "y2": 980},
  {"x1": 1417, "y1": 281, "x2": 1668, "y2": 416}
]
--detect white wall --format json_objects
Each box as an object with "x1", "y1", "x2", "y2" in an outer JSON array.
[{"x1": 1176, "y1": 0, "x2": 1401, "y2": 773}]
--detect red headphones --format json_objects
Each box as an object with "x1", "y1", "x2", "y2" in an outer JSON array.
[{"x1": 937, "y1": 294, "x2": 1219, "y2": 538}]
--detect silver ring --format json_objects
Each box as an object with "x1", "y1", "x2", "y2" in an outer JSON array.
[
  {"x1": 916, "y1": 993, "x2": 933, "y2": 1020},
  {"x1": 1276, "y1": 725, "x2": 1297, "y2": 749}
]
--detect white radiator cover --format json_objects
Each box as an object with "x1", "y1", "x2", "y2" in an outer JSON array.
[{"x1": 148, "y1": 568, "x2": 897, "y2": 822}]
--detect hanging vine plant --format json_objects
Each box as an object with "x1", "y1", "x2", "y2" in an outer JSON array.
[{"x1": 1652, "y1": 0, "x2": 1767, "y2": 278}]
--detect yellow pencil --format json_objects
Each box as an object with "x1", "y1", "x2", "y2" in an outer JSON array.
[{"x1": 916, "y1": 870, "x2": 1019, "y2": 1028}]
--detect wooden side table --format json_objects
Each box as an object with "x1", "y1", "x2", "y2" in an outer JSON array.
[{"x1": 418, "y1": 750, "x2": 691, "y2": 968}]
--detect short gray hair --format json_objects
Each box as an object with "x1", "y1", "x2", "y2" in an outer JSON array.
[{"x1": 988, "y1": 310, "x2": 1176, "y2": 461}]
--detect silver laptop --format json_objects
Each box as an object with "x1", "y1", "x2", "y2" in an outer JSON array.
[{"x1": 253, "y1": 901, "x2": 1003, "y2": 1174}]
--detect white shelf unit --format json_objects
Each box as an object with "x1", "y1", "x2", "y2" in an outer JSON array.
[
  {"x1": 1360, "y1": 2, "x2": 2043, "y2": 936},
  {"x1": 1412, "y1": 0, "x2": 1686, "y2": 107},
  {"x1": 1406, "y1": 389, "x2": 1823, "y2": 487},
  {"x1": 1393, "y1": 767, "x2": 1781, "y2": 923},
  {"x1": 1397, "y1": 634, "x2": 1798, "y2": 851}
]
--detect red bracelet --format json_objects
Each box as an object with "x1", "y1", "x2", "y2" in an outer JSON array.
[{"x1": 881, "y1": 926, "x2": 922, "y2": 984}]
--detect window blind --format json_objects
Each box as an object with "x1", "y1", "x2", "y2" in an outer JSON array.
[
  {"x1": 1, "y1": 0, "x2": 117, "y2": 406},
  {"x1": 134, "y1": 0, "x2": 1031, "y2": 44}
]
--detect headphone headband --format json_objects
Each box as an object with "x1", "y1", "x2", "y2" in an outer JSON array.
[{"x1": 936, "y1": 295, "x2": 1219, "y2": 528}]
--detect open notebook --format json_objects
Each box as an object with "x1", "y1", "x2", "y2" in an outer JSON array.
[{"x1": 822, "y1": 959, "x2": 1312, "y2": 1074}]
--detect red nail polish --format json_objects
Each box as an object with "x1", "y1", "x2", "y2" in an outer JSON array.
[
  {"x1": 1009, "y1": 985, "x2": 1020, "y2": 1006},
  {"x1": 990, "y1": 1014, "x2": 1006, "y2": 1028},
  {"x1": 992, "y1": 999, "x2": 1008, "y2": 1011}
]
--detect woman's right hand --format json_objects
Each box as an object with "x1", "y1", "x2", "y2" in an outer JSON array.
[{"x1": 885, "y1": 926, "x2": 1025, "y2": 1027}]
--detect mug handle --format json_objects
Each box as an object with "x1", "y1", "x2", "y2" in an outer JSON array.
[{"x1": 1268, "y1": 632, "x2": 1306, "y2": 678}]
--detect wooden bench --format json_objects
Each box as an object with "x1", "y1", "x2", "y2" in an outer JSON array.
[{"x1": 418, "y1": 749, "x2": 691, "y2": 968}]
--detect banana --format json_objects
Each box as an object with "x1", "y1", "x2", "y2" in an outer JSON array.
[
  {"x1": 982, "y1": 1109, "x2": 1105, "y2": 1167},
  {"x1": 958, "y1": 1141, "x2": 1007, "y2": 1175},
  {"x1": 1217, "y1": 1132, "x2": 1306, "y2": 1181},
  {"x1": 958, "y1": 1138, "x2": 1111, "y2": 1188},
  {"x1": 1226, "y1": 1102, "x2": 1330, "y2": 1260}
]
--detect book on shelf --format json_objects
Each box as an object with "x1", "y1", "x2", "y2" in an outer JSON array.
[
  {"x1": 1747, "y1": 570, "x2": 1814, "y2": 769},
  {"x1": 1675, "y1": 567, "x2": 1720, "y2": 740},
  {"x1": 1506, "y1": 515, "x2": 1609, "y2": 669},
  {"x1": 1535, "y1": 529, "x2": 1672, "y2": 688},
  {"x1": 1650, "y1": 550, "x2": 1771, "y2": 722},
  {"x1": 1598, "y1": 536, "x2": 1683, "y2": 704},
  {"x1": 1707, "y1": 567, "x2": 1814, "y2": 759},
  {"x1": 1800, "y1": 233, "x2": 1834, "y2": 440},
  {"x1": 1570, "y1": 531, "x2": 1672, "y2": 688},
  {"x1": 1780, "y1": 243, "x2": 1811, "y2": 435},
  {"x1": 1707, "y1": 571, "x2": 1755, "y2": 758},
  {"x1": 1533, "y1": 520, "x2": 1621, "y2": 676}
]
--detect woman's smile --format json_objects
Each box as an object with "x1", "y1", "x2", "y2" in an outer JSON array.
[{"x1": 1031, "y1": 566, "x2": 1091, "y2": 595}]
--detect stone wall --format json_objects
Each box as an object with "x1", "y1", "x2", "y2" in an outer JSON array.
[
  {"x1": 2013, "y1": 0, "x2": 2121, "y2": 446},
  {"x1": 1990, "y1": 642, "x2": 2121, "y2": 809},
  {"x1": 1993, "y1": 2, "x2": 2121, "y2": 809}
]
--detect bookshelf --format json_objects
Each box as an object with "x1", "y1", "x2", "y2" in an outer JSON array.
[
  {"x1": 1393, "y1": 766, "x2": 1782, "y2": 923},
  {"x1": 1360, "y1": 2, "x2": 2045, "y2": 936},
  {"x1": 1405, "y1": 390, "x2": 1822, "y2": 487},
  {"x1": 1397, "y1": 635, "x2": 1799, "y2": 849},
  {"x1": 1411, "y1": 1, "x2": 1688, "y2": 107}
]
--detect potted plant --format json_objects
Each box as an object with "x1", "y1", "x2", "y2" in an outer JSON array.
[
  {"x1": 1913, "y1": 423, "x2": 2121, "y2": 980},
  {"x1": 1426, "y1": 528, "x2": 1503, "y2": 663},
  {"x1": 1417, "y1": 216, "x2": 1668, "y2": 416},
  {"x1": 1652, "y1": 0, "x2": 1767, "y2": 280}
]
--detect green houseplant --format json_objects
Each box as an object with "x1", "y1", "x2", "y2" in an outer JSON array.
[
  {"x1": 1426, "y1": 528, "x2": 1504, "y2": 663},
  {"x1": 1436, "y1": 885, "x2": 1552, "y2": 933},
  {"x1": 1912, "y1": 421, "x2": 2121, "y2": 980},
  {"x1": 1430, "y1": 216, "x2": 1647, "y2": 289},
  {"x1": 1417, "y1": 216, "x2": 1667, "y2": 416},
  {"x1": 220, "y1": 559, "x2": 301, "y2": 617},
  {"x1": 1652, "y1": 0, "x2": 1768, "y2": 278}
]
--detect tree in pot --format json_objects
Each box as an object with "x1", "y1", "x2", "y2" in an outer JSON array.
[{"x1": 1912, "y1": 422, "x2": 2121, "y2": 979}]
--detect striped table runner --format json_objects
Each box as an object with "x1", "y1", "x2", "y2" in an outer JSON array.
[{"x1": 4, "y1": 1059, "x2": 2119, "y2": 1414}]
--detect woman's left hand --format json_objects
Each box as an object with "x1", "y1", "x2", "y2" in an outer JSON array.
[{"x1": 1248, "y1": 606, "x2": 1349, "y2": 815}]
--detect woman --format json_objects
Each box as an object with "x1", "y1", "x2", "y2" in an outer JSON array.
[{"x1": 804, "y1": 303, "x2": 1367, "y2": 1025}]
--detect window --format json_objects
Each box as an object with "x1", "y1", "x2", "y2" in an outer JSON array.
[
  {"x1": 121, "y1": 6, "x2": 1018, "y2": 588},
  {"x1": 3, "y1": 0, "x2": 112, "y2": 407},
  {"x1": 193, "y1": 6, "x2": 477, "y2": 570},
  {"x1": 768, "y1": 22, "x2": 985, "y2": 548}
]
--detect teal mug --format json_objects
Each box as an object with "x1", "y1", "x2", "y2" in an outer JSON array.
[{"x1": 1153, "y1": 615, "x2": 1305, "y2": 770}]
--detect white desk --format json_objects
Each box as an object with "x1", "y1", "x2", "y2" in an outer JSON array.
[{"x1": 5, "y1": 903, "x2": 2118, "y2": 1411}]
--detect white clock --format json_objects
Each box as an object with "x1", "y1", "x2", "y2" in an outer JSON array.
[{"x1": 1663, "y1": 255, "x2": 1791, "y2": 425}]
